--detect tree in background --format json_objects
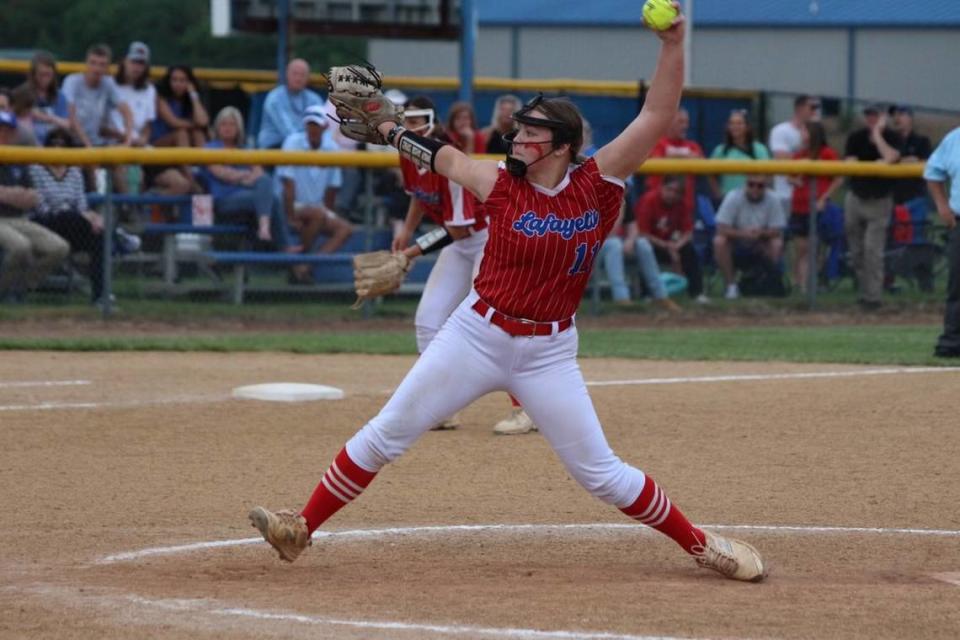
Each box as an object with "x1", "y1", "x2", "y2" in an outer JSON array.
[{"x1": 0, "y1": 0, "x2": 365, "y2": 72}]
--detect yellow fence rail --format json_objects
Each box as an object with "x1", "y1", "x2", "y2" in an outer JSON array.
[
  {"x1": 0, "y1": 147, "x2": 926, "y2": 177},
  {"x1": 0, "y1": 59, "x2": 756, "y2": 99}
]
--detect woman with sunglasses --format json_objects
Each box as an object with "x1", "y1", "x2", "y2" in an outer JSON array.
[
  {"x1": 712, "y1": 175, "x2": 787, "y2": 300},
  {"x1": 708, "y1": 109, "x2": 771, "y2": 203},
  {"x1": 250, "y1": 5, "x2": 767, "y2": 582}
]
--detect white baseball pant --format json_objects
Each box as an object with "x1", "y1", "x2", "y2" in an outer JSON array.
[
  {"x1": 414, "y1": 228, "x2": 487, "y2": 353},
  {"x1": 346, "y1": 289, "x2": 647, "y2": 507}
]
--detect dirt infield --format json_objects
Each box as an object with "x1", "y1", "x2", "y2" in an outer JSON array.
[{"x1": 1, "y1": 351, "x2": 959, "y2": 639}]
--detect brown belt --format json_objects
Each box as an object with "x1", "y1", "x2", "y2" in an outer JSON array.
[{"x1": 471, "y1": 299, "x2": 573, "y2": 338}]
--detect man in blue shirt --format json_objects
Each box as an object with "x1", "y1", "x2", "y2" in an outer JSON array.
[
  {"x1": 276, "y1": 105, "x2": 353, "y2": 283},
  {"x1": 925, "y1": 126, "x2": 960, "y2": 357},
  {"x1": 257, "y1": 58, "x2": 323, "y2": 149}
]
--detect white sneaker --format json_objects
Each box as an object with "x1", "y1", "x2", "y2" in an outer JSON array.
[
  {"x1": 493, "y1": 408, "x2": 538, "y2": 435},
  {"x1": 695, "y1": 293, "x2": 711, "y2": 305},
  {"x1": 692, "y1": 531, "x2": 767, "y2": 582},
  {"x1": 431, "y1": 411, "x2": 461, "y2": 431},
  {"x1": 115, "y1": 227, "x2": 142, "y2": 254},
  {"x1": 724, "y1": 283, "x2": 740, "y2": 300}
]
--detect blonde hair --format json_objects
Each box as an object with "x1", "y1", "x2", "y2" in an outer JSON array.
[
  {"x1": 489, "y1": 94, "x2": 521, "y2": 128},
  {"x1": 213, "y1": 106, "x2": 246, "y2": 146}
]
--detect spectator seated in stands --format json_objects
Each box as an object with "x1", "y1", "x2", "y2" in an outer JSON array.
[
  {"x1": 27, "y1": 127, "x2": 141, "y2": 307},
  {"x1": 9, "y1": 85, "x2": 39, "y2": 146},
  {"x1": 0, "y1": 113, "x2": 70, "y2": 303},
  {"x1": 646, "y1": 108, "x2": 703, "y2": 214},
  {"x1": 480, "y1": 94, "x2": 521, "y2": 156},
  {"x1": 20, "y1": 51, "x2": 70, "y2": 145},
  {"x1": 63, "y1": 44, "x2": 134, "y2": 149},
  {"x1": 713, "y1": 175, "x2": 787, "y2": 299},
  {"x1": 277, "y1": 104, "x2": 353, "y2": 284},
  {"x1": 708, "y1": 109, "x2": 771, "y2": 204},
  {"x1": 634, "y1": 175, "x2": 707, "y2": 303},
  {"x1": 106, "y1": 42, "x2": 154, "y2": 148},
  {"x1": 147, "y1": 64, "x2": 209, "y2": 195},
  {"x1": 598, "y1": 198, "x2": 682, "y2": 312},
  {"x1": 0, "y1": 88, "x2": 10, "y2": 112},
  {"x1": 257, "y1": 58, "x2": 322, "y2": 150},
  {"x1": 105, "y1": 42, "x2": 157, "y2": 195},
  {"x1": 445, "y1": 101, "x2": 487, "y2": 155},
  {"x1": 151, "y1": 65, "x2": 209, "y2": 148},
  {"x1": 201, "y1": 107, "x2": 292, "y2": 251}
]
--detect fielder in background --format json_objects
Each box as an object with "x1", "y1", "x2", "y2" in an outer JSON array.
[
  {"x1": 925, "y1": 126, "x2": 960, "y2": 358},
  {"x1": 249, "y1": 3, "x2": 767, "y2": 582},
  {"x1": 387, "y1": 96, "x2": 537, "y2": 435}
]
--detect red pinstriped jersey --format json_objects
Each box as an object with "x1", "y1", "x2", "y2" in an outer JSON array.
[
  {"x1": 400, "y1": 157, "x2": 487, "y2": 232},
  {"x1": 473, "y1": 158, "x2": 625, "y2": 321}
]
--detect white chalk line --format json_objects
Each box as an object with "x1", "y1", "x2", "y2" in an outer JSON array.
[
  {"x1": 585, "y1": 366, "x2": 960, "y2": 387},
  {"x1": 0, "y1": 394, "x2": 230, "y2": 412},
  {"x1": 130, "y1": 595, "x2": 705, "y2": 640},
  {"x1": 18, "y1": 585, "x2": 722, "y2": 640},
  {"x1": 0, "y1": 379, "x2": 91, "y2": 389},
  {"x1": 97, "y1": 522, "x2": 960, "y2": 565},
  {"x1": 6, "y1": 367, "x2": 959, "y2": 411},
  {"x1": 929, "y1": 572, "x2": 960, "y2": 588}
]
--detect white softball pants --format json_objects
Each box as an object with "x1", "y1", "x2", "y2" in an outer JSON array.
[
  {"x1": 346, "y1": 289, "x2": 647, "y2": 508},
  {"x1": 414, "y1": 228, "x2": 487, "y2": 353}
]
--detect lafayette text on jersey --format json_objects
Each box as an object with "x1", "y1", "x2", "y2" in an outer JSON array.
[
  {"x1": 400, "y1": 157, "x2": 488, "y2": 232},
  {"x1": 474, "y1": 158, "x2": 625, "y2": 321}
]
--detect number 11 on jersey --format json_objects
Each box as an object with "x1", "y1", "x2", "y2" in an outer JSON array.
[{"x1": 568, "y1": 241, "x2": 601, "y2": 275}]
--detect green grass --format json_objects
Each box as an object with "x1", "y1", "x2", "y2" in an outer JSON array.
[
  {"x1": 578, "y1": 325, "x2": 944, "y2": 365},
  {"x1": 0, "y1": 325, "x2": 948, "y2": 366},
  {"x1": 1, "y1": 271, "x2": 951, "y2": 365}
]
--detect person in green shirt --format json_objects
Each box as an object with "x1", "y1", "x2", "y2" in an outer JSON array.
[{"x1": 708, "y1": 109, "x2": 771, "y2": 200}]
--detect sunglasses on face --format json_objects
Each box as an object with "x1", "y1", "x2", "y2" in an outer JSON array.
[{"x1": 746, "y1": 181, "x2": 766, "y2": 189}]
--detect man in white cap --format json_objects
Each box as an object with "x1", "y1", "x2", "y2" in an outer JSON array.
[{"x1": 276, "y1": 103, "x2": 353, "y2": 283}]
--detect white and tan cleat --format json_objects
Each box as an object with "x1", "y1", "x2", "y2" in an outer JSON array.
[
  {"x1": 493, "y1": 408, "x2": 538, "y2": 435},
  {"x1": 431, "y1": 411, "x2": 462, "y2": 431},
  {"x1": 248, "y1": 506, "x2": 311, "y2": 563},
  {"x1": 693, "y1": 531, "x2": 767, "y2": 582}
]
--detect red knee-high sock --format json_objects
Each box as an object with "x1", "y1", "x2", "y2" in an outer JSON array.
[
  {"x1": 301, "y1": 447, "x2": 377, "y2": 534},
  {"x1": 620, "y1": 475, "x2": 705, "y2": 554},
  {"x1": 508, "y1": 394, "x2": 522, "y2": 408}
]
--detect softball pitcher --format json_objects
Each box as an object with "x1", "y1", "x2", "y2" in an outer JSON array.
[{"x1": 250, "y1": 7, "x2": 767, "y2": 582}]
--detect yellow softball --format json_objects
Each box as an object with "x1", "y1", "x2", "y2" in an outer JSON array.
[{"x1": 643, "y1": 0, "x2": 679, "y2": 31}]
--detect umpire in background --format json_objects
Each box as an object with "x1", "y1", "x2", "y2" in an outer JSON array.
[{"x1": 926, "y1": 125, "x2": 960, "y2": 358}]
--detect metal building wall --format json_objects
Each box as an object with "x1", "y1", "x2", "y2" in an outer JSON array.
[{"x1": 370, "y1": 26, "x2": 960, "y2": 110}]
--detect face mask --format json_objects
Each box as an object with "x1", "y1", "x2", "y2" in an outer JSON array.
[
  {"x1": 504, "y1": 130, "x2": 556, "y2": 177},
  {"x1": 502, "y1": 93, "x2": 577, "y2": 178}
]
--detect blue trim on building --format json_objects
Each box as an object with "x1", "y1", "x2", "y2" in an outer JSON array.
[{"x1": 477, "y1": 0, "x2": 960, "y2": 28}]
